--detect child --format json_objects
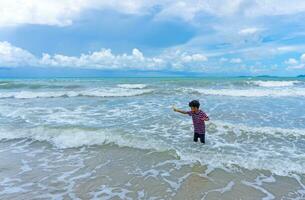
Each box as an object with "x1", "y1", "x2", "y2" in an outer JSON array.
[{"x1": 173, "y1": 100, "x2": 209, "y2": 144}]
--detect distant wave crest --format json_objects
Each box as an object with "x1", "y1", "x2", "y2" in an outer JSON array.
[
  {"x1": 117, "y1": 84, "x2": 147, "y2": 89},
  {"x1": 0, "y1": 88, "x2": 153, "y2": 99},
  {"x1": 188, "y1": 87, "x2": 305, "y2": 97},
  {"x1": 248, "y1": 80, "x2": 301, "y2": 87}
]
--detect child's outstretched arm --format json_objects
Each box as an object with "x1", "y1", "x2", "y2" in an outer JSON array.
[{"x1": 172, "y1": 106, "x2": 188, "y2": 114}]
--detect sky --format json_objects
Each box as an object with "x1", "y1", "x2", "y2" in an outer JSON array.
[{"x1": 1, "y1": 0, "x2": 305, "y2": 77}]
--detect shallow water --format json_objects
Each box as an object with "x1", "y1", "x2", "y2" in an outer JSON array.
[{"x1": 0, "y1": 77, "x2": 305, "y2": 199}]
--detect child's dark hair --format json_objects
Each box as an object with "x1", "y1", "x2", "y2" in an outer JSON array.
[{"x1": 189, "y1": 100, "x2": 200, "y2": 108}]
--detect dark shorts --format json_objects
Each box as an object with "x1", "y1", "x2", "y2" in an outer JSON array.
[{"x1": 194, "y1": 132, "x2": 205, "y2": 143}]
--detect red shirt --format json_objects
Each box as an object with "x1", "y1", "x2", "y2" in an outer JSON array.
[{"x1": 187, "y1": 110, "x2": 209, "y2": 134}]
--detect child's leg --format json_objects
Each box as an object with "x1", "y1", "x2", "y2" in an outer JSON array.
[
  {"x1": 199, "y1": 134, "x2": 205, "y2": 144},
  {"x1": 193, "y1": 132, "x2": 199, "y2": 142}
]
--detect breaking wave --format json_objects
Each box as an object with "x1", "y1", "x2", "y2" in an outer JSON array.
[
  {"x1": 117, "y1": 84, "x2": 147, "y2": 89},
  {"x1": 0, "y1": 88, "x2": 153, "y2": 99},
  {"x1": 1, "y1": 121, "x2": 305, "y2": 176},
  {"x1": 188, "y1": 87, "x2": 305, "y2": 97},
  {"x1": 248, "y1": 81, "x2": 301, "y2": 87}
]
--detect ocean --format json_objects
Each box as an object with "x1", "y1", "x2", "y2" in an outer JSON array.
[{"x1": 0, "y1": 77, "x2": 305, "y2": 199}]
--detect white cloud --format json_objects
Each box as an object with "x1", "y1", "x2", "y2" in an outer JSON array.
[
  {"x1": 285, "y1": 53, "x2": 305, "y2": 70},
  {"x1": 0, "y1": 41, "x2": 36, "y2": 66},
  {"x1": 301, "y1": 53, "x2": 305, "y2": 63},
  {"x1": 2, "y1": 1, "x2": 305, "y2": 27},
  {"x1": 238, "y1": 27, "x2": 260, "y2": 35},
  {"x1": 245, "y1": 0, "x2": 305, "y2": 17},
  {"x1": 0, "y1": 0, "x2": 84, "y2": 27},
  {"x1": 0, "y1": 41, "x2": 208, "y2": 71},
  {"x1": 155, "y1": 0, "x2": 305, "y2": 22},
  {"x1": 154, "y1": 1, "x2": 201, "y2": 22},
  {"x1": 39, "y1": 48, "x2": 165, "y2": 70},
  {"x1": 0, "y1": 0, "x2": 156, "y2": 27},
  {"x1": 230, "y1": 58, "x2": 242, "y2": 63},
  {"x1": 284, "y1": 58, "x2": 298, "y2": 65},
  {"x1": 219, "y1": 57, "x2": 228, "y2": 62},
  {"x1": 181, "y1": 53, "x2": 207, "y2": 62},
  {"x1": 286, "y1": 64, "x2": 305, "y2": 70},
  {"x1": 219, "y1": 57, "x2": 243, "y2": 64}
]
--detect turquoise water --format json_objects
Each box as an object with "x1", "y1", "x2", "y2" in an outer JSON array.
[{"x1": 0, "y1": 77, "x2": 305, "y2": 199}]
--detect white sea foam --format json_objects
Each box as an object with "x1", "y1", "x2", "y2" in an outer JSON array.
[
  {"x1": 1, "y1": 121, "x2": 305, "y2": 176},
  {"x1": 117, "y1": 84, "x2": 147, "y2": 89},
  {"x1": 90, "y1": 185, "x2": 132, "y2": 200},
  {"x1": 242, "y1": 175, "x2": 276, "y2": 200},
  {"x1": 202, "y1": 180, "x2": 235, "y2": 198},
  {"x1": 0, "y1": 126, "x2": 170, "y2": 151},
  {"x1": 190, "y1": 87, "x2": 305, "y2": 97},
  {"x1": 212, "y1": 120, "x2": 305, "y2": 137},
  {"x1": 189, "y1": 120, "x2": 305, "y2": 176},
  {"x1": 249, "y1": 80, "x2": 300, "y2": 87},
  {"x1": 0, "y1": 88, "x2": 153, "y2": 99}
]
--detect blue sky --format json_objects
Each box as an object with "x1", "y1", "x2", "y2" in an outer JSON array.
[{"x1": 1, "y1": 0, "x2": 305, "y2": 77}]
